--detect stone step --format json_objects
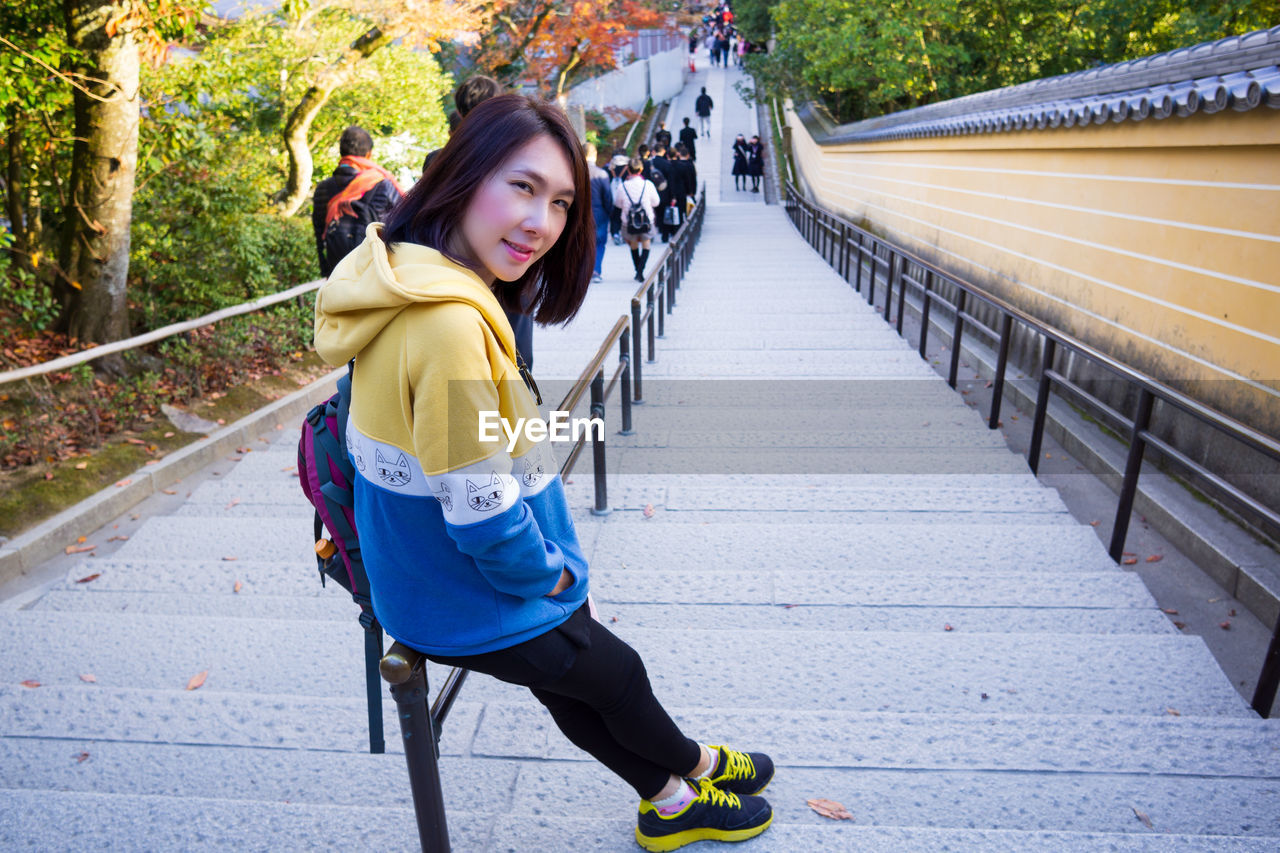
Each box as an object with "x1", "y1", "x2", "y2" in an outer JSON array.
[
  {"x1": 610, "y1": 428, "x2": 1011, "y2": 450},
  {"x1": 9, "y1": 787, "x2": 1274, "y2": 852},
  {"x1": 172, "y1": 481, "x2": 1068, "y2": 522},
  {"x1": 0, "y1": 613, "x2": 1249, "y2": 716},
  {"x1": 611, "y1": 446, "x2": 1032, "y2": 475},
  {"x1": 29, "y1": 590, "x2": 1176, "y2": 635},
  {"x1": 494, "y1": 818, "x2": 1280, "y2": 852},
  {"x1": 588, "y1": 521, "x2": 1113, "y2": 571},
  {"x1": 519, "y1": 764, "x2": 1280, "y2": 840},
  {"x1": 5, "y1": 709, "x2": 1278, "y2": 791}
]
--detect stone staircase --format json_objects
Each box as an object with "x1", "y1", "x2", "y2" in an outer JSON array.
[{"x1": 3, "y1": 68, "x2": 1279, "y2": 852}]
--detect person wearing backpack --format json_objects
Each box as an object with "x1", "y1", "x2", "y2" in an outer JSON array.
[
  {"x1": 313, "y1": 94, "x2": 774, "y2": 852},
  {"x1": 312, "y1": 126, "x2": 403, "y2": 278},
  {"x1": 614, "y1": 157, "x2": 660, "y2": 282},
  {"x1": 695, "y1": 87, "x2": 714, "y2": 138}
]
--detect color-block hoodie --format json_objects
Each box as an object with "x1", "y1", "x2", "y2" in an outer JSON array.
[{"x1": 313, "y1": 224, "x2": 588, "y2": 656}]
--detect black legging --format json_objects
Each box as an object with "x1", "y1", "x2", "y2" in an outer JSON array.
[{"x1": 426, "y1": 603, "x2": 700, "y2": 799}]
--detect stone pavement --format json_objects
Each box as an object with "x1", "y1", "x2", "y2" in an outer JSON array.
[{"x1": 3, "y1": 60, "x2": 1280, "y2": 852}]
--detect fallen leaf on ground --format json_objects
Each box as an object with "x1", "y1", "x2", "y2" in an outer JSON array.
[
  {"x1": 222, "y1": 556, "x2": 237, "y2": 562},
  {"x1": 115, "y1": 478, "x2": 132, "y2": 487},
  {"x1": 1166, "y1": 707, "x2": 1181, "y2": 716},
  {"x1": 236, "y1": 446, "x2": 251, "y2": 454},
  {"x1": 1132, "y1": 807, "x2": 1153, "y2": 829},
  {"x1": 74, "y1": 462, "x2": 88, "y2": 470},
  {"x1": 162, "y1": 488, "x2": 177, "y2": 495},
  {"x1": 1089, "y1": 520, "x2": 1100, "y2": 526},
  {"x1": 1145, "y1": 554, "x2": 1163, "y2": 563},
  {"x1": 642, "y1": 504, "x2": 655, "y2": 518},
  {"x1": 806, "y1": 798, "x2": 854, "y2": 821},
  {"x1": 233, "y1": 581, "x2": 242, "y2": 594},
  {"x1": 74, "y1": 752, "x2": 90, "y2": 763},
  {"x1": 1122, "y1": 557, "x2": 1138, "y2": 565},
  {"x1": 79, "y1": 673, "x2": 97, "y2": 683},
  {"x1": 185, "y1": 670, "x2": 209, "y2": 691},
  {"x1": 164, "y1": 432, "x2": 175, "y2": 438},
  {"x1": 77, "y1": 536, "x2": 86, "y2": 543},
  {"x1": 1229, "y1": 608, "x2": 1236, "y2": 617},
  {"x1": 1173, "y1": 621, "x2": 1186, "y2": 629},
  {"x1": 944, "y1": 624, "x2": 954, "y2": 631},
  {"x1": 65, "y1": 544, "x2": 96, "y2": 555},
  {"x1": 984, "y1": 381, "x2": 993, "y2": 388},
  {"x1": 43, "y1": 471, "x2": 54, "y2": 480},
  {"x1": 1219, "y1": 620, "x2": 1231, "y2": 630},
  {"x1": 107, "y1": 535, "x2": 128, "y2": 542},
  {"x1": 74, "y1": 573, "x2": 100, "y2": 584},
  {"x1": 20, "y1": 680, "x2": 41, "y2": 688},
  {"x1": 225, "y1": 498, "x2": 241, "y2": 510},
  {"x1": 1162, "y1": 608, "x2": 1178, "y2": 615}
]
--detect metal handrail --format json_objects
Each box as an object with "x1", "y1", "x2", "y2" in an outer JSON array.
[
  {"x1": 784, "y1": 181, "x2": 1280, "y2": 718},
  {"x1": 0, "y1": 279, "x2": 322, "y2": 385}
]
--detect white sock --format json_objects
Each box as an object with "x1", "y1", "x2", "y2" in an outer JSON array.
[{"x1": 692, "y1": 744, "x2": 719, "y2": 780}]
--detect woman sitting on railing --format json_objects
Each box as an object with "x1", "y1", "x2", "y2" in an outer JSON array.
[{"x1": 313, "y1": 94, "x2": 774, "y2": 852}]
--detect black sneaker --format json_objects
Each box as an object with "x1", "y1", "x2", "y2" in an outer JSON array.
[
  {"x1": 635, "y1": 778, "x2": 773, "y2": 851},
  {"x1": 705, "y1": 745, "x2": 774, "y2": 796}
]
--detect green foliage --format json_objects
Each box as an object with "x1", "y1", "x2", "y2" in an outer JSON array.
[
  {"x1": 0, "y1": 258, "x2": 60, "y2": 330},
  {"x1": 751, "y1": 0, "x2": 1280, "y2": 124}
]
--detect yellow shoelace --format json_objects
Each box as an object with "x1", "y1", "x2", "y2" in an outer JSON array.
[
  {"x1": 693, "y1": 777, "x2": 741, "y2": 808},
  {"x1": 719, "y1": 748, "x2": 755, "y2": 781}
]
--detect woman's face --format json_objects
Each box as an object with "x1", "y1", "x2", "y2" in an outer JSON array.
[{"x1": 455, "y1": 133, "x2": 576, "y2": 286}]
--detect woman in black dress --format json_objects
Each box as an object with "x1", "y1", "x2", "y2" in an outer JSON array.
[
  {"x1": 747, "y1": 134, "x2": 764, "y2": 193},
  {"x1": 731, "y1": 134, "x2": 749, "y2": 191}
]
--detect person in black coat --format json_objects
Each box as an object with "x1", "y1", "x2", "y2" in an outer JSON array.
[
  {"x1": 678, "y1": 117, "x2": 698, "y2": 162},
  {"x1": 731, "y1": 134, "x2": 749, "y2": 191},
  {"x1": 671, "y1": 143, "x2": 698, "y2": 231},
  {"x1": 747, "y1": 134, "x2": 765, "y2": 193},
  {"x1": 651, "y1": 143, "x2": 677, "y2": 243}
]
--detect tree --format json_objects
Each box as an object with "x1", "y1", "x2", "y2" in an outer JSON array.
[
  {"x1": 750, "y1": 0, "x2": 1280, "y2": 125},
  {"x1": 269, "y1": 0, "x2": 488, "y2": 217},
  {"x1": 54, "y1": 1, "x2": 194, "y2": 346},
  {"x1": 472, "y1": 0, "x2": 665, "y2": 99}
]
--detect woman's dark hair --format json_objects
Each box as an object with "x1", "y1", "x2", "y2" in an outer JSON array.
[{"x1": 383, "y1": 94, "x2": 592, "y2": 326}]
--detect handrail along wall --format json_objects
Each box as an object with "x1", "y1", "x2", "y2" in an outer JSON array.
[{"x1": 784, "y1": 181, "x2": 1280, "y2": 719}]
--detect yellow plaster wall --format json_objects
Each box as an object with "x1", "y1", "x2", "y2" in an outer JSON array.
[{"x1": 786, "y1": 104, "x2": 1280, "y2": 432}]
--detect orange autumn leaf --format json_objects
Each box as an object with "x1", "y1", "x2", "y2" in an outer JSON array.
[
  {"x1": 1122, "y1": 557, "x2": 1138, "y2": 565},
  {"x1": 643, "y1": 504, "x2": 655, "y2": 518},
  {"x1": 74, "y1": 751, "x2": 91, "y2": 763},
  {"x1": 233, "y1": 580, "x2": 242, "y2": 594},
  {"x1": 185, "y1": 670, "x2": 209, "y2": 690},
  {"x1": 1145, "y1": 554, "x2": 1163, "y2": 563},
  {"x1": 79, "y1": 673, "x2": 97, "y2": 683},
  {"x1": 806, "y1": 798, "x2": 854, "y2": 821},
  {"x1": 75, "y1": 572, "x2": 101, "y2": 584},
  {"x1": 20, "y1": 680, "x2": 41, "y2": 688},
  {"x1": 77, "y1": 536, "x2": 87, "y2": 544},
  {"x1": 65, "y1": 544, "x2": 96, "y2": 555}
]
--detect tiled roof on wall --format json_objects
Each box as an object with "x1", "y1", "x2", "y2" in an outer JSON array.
[{"x1": 808, "y1": 26, "x2": 1280, "y2": 143}]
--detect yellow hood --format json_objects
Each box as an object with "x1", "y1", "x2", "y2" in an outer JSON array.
[{"x1": 313, "y1": 223, "x2": 517, "y2": 366}]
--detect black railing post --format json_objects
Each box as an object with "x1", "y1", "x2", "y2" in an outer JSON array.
[
  {"x1": 1109, "y1": 388, "x2": 1155, "y2": 562},
  {"x1": 839, "y1": 223, "x2": 848, "y2": 280},
  {"x1": 918, "y1": 270, "x2": 933, "y2": 359},
  {"x1": 895, "y1": 258, "x2": 907, "y2": 334},
  {"x1": 989, "y1": 313, "x2": 1014, "y2": 429},
  {"x1": 381, "y1": 644, "x2": 451, "y2": 853},
  {"x1": 619, "y1": 328, "x2": 633, "y2": 434},
  {"x1": 883, "y1": 253, "x2": 894, "y2": 322},
  {"x1": 631, "y1": 299, "x2": 645, "y2": 402},
  {"x1": 1028, "y1": 338, "x2": 1056, "y2": 475},
  {"x1": 853, "y1": 233, "x2": 864, "y2": 293},
  {"x1": 667, "y1": 266, "x2": 676, "y2": 311},
  {"x1": 658, "y1": 283, "x2": 666, "y2": 337},
  {"x1": 948, "y1": 289, "x2": 967, "y2": 388},
  {"x1": 590, "y1": 371, "x2": 610, "y2": 516},
  {"x1": 1251, "y1": 622, "x2": 1280, "y2": 718},
  {"x1": 867, "y1": 242, "x2": 877, "y2": 305}
]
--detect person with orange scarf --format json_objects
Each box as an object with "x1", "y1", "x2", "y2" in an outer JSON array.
[{"x1": 312, "y1": 126, "x2": 404, "y2": 277}]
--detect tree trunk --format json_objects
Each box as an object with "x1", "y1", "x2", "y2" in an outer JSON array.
[
  {"x1": 275, "y1": 24, "x2": 399, "y2": 218},
  {"x1": 6, "y1": 110, "x2": 32, "y2": 273},
  {"x1": 58, "y1": 0, "x2": 140, "y2": 345}
]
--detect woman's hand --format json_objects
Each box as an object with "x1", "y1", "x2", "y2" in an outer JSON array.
[{"x1": 548, "y1": 568, "x2": 573, "y2": 596}]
